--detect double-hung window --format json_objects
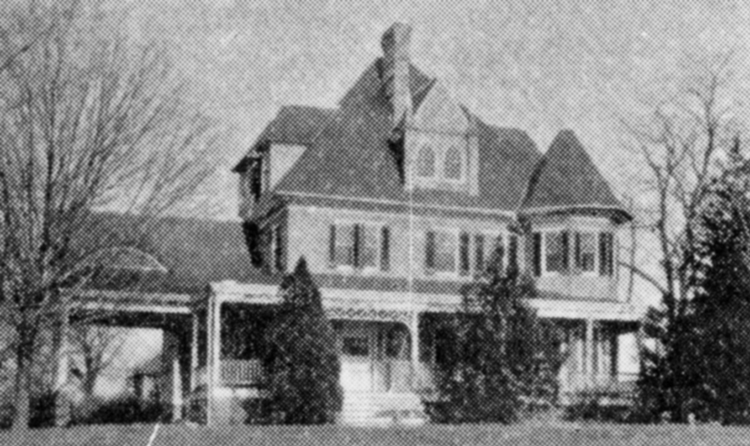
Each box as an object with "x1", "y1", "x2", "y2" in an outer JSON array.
[
  {"x1": 425, "y1": 230, "x2": 457, "y2": 274},
  {"x1": 329, "y1": 222, "x2": 390, "y2": 271},
  {"x1": 532, "y1": 230, "x2": 615, "y2": 277},
  {"x1": 331, "y1": 223, "x2": 356, "y2": 268},
  {"x1": 574, "y1": 232, "x2": 597, "y2": 274},
  {"x1": 544, "y1": 231, "x2": 568, "y2": 274}
]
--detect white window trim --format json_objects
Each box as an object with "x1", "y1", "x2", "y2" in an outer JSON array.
[
  {"x1": 332, "y1": 219, "x2": 384, "y2": 274},
  {"x1": 441, "y1": 145, "x2": 466, "y2": 184},
  {"x1": 541, "y1": 229, "x2": 565, "y2": 277},
  {"x1": 358, "y1": 222, "x2": 384, "y2": 274},
  {"x1": 471, "y1": 230, "x2": 505, "y2": 276},
  {"x1": 332, "y1": 219, "x2": 357, "y2": 272},
  {"x1": 575, "y1": 231, "x2": 598, "y2": 277},
  {"x1": 415, "y1": 144, "x2": 437, "y2": 179},
  {"x1": 426, "y1": 227, "x2": 460, "y2": 277}
]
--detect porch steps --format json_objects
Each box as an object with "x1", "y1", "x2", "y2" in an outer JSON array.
[{"x1": 341, "y1": 392, "x2": 427, "y2": 425}]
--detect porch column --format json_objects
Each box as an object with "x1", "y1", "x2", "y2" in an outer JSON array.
[
  {"x1": 172, "y1": 356, "x2": 183, "y2": 422},
  {"x1": 161, "y1": 330, "x2": 184, "y2": 422},
  {"x1": 206, "y1": 294, "x2": 222, "y2": 425},
  {"x1": 409, "y1": 311, "x2": 420, "y2": 389},
  {"x1": 206, "y1": 296, "x2": 215, "y2": 425},
  {"x1": 53, "y1": 304, "x2": 70, "y2": 427},
  {"x1": 190, "y1": 313, "x2": 199, "y2": 391},
  {"x1": 584, "y1": 318, "x2": 595, "y2": 389}
]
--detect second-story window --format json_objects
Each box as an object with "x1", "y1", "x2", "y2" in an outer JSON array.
[
  {"x1": 331, "y1": 223, "x2": 356, "y2": 267},
  {"x1": 329, "y1": 222, "x2": 390, "y2": 271},
  {"x1": 599, "y1": 232, "x2": 615, "y2": 276},
  {"x1": 425, "y1": 230, "x2": 457, "y2": 274},
  {"x1": 544, "y1": 231, "x2": 568, "y2": 275},
  {"x1": 574, "y1": 232, "x2": 596, "y2": 273}
]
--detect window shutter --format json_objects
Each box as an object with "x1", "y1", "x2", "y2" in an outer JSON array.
[
  {"x1": 459, "y1": 232, "x2": 470, "y2": 276},
  {"x1": 274, "y1": 226, "x2": 284, "y2": 272},
  {"x1": 599, "y1": 232, "x2": 613, "y2": 276},
  {"x1": 425, "y1": 231, "x2": 436, "y2": 271},
  {"x1": 353, "y1": 224, "x2": 362, "y2": 268},
  {"x1": 561, "y1": 231, "x2": 570, "y2": 273},
  {"x1": 380, "y1": 226, "x2": 390, "y2": 271},
  {"x1": 532, "y1": 232, "x2": 542, "y2": 277},
  {"x1": 328, "y1": 224, "x2": 336, "y2": 266},
  {"x1": 509, "y1": 235, "x2": 518, "y2": 270},
  {"x1": 574, "y1": 232, "x2": 581, "y2": 270}
]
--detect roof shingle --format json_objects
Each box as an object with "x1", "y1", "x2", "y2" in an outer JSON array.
[{"x1": 521, "y1": 130, "x2": 627, "y2": 215}]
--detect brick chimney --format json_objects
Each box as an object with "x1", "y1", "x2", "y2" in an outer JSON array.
[{"x1": 381, "y1": 23, "x2": 412, "y2": 125}]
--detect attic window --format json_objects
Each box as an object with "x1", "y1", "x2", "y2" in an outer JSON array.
[
  {"x1": 416, "y1": 145, "x2": 436, "y2": 178},
  {"x1": 443, "y1": 146, "x2": 463, "y2": 181}
]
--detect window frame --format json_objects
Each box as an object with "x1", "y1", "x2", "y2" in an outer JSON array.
[
  {"x1": 425, "y1": 227, "x2": 460, "y2": 276},
  {"x1": 574, "y1": 231, "x2": 598, "y2": 276},
  {"x1": 416, "y1": 144, "x2": 437, "y2": 179},
  {"x1": 542, "y1": 229, "x2": 567, "y2": 276},
  {"x1": 473, "y1": 230, "x2": 505, "y2": 276},
  {"x1": 330, "y1": 220, "x2": 385, "y2": 273},
  {"x1": 442, "y1": 145, "x2": 465, "y2": 183}
]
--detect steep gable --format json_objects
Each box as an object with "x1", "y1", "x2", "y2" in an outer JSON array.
[{"x1": 521, "y1": 130, "x2": 626, "y2": 215}]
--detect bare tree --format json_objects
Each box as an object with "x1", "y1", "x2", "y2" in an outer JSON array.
[
  {"x1": 68, "y1": 324, "x2": 127, "y2": 398},
  {"x1": 0, "y1": 2, "x2": 219, "y2": 431},
  {"x1": 622, "y1": 52, "x2": 743, "y2": 307}
]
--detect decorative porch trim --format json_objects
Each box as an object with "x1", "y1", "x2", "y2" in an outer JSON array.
[{"x1": 326, "y1": 306, "x2": 414, "y2": 326}]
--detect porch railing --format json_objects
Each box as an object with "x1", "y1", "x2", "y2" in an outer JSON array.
[{"x1": 220, "y1": 359, "x2": 264, "y2": 385}]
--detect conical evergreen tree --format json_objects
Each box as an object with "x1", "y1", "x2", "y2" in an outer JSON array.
[
  {"x1": 686, "y1": 177, "x2": 750, "y2": 424},
  {"x1": 263, "y1": 258, "x2": 342, "y2": 424},
  {"x1": 436, "y1": 248, "x2": 563, "y2": 423},
  {"x1": 637, "y1": 138, "x2": 750, "y2": 424}
]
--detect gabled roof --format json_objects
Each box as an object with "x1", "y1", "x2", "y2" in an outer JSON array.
[
  {"x1": 265, "y1": 59, "x2": 542, "y2": 213},
  {"x1": 77, "y1": 213, "x2": 278, "y2": 294},
  {"x1": 520, "y1": 130, "x2": 628, "y2": 218},
  {"x1": 233, "y1": 105, "x2": 335, "y2": 172}
]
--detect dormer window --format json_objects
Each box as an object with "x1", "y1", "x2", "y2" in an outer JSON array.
[
  {"x1": 443, "y1": 146, "x2": 463, "y2": 181},
  {"x1": 416, "y1": 145, "x2": 436, "y2": 178}
]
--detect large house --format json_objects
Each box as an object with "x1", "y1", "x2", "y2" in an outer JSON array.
[
  {"x1": 55, "y1": 23, "x2": 641, "y2": 426},
  {"x1": 187, "y1": 23, "x2": 640, "y2": 424}
]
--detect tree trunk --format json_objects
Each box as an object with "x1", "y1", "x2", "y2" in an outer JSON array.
[{"x1": 12, "y1": 355, "x2": 30, "y2": 433}]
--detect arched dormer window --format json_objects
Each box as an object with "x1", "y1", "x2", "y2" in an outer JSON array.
[
  {"x1": 416, "y1": 145, "x2": 436, "y2": 178},
  {"x1": 443, "y1": 146, "x2": 463, "y2": 181}
]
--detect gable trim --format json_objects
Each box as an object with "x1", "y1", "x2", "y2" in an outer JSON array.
[{"x1": 276, "y1": 189, "x2": 517, "y2": 217}]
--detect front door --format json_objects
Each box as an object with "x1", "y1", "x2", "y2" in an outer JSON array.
[{"x1": 340, "y1": 325, "x2": 373, "y2": 392}]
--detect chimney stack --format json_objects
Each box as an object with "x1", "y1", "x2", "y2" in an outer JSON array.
[{"x1": 381, "y1": 23, "x2": 412, "y2": 125}]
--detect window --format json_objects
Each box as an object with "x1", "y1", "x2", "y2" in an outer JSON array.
[
  {"x1": 248, "y1": 158, "x2": 263, "y2": 201},
  {"x1": 416, "y1": 145, "x2": 436, "y2": 178},
  {"x1": 342, "y1": 337, "x2": 369, "y2": 357},
  {"x1": 472, "y1": 233, "x2": 505, "y2": 275},
  {"x1": 425, "y1": 230, "x2": 457, "y2": 273},
  {"x1": 330, "y1": 223, "x2": 356, "y2": 267},
  {"x1": 544, "y1": 231, "x2": 568, "y2": 274},
  {"x1": 359, "y1": 225, "x2": 378, "y2": 269},
  {"x1": 329, "y1": 222, "x2": 390, "y2": 271},
  {"x1": 599, "y1": 232, "x2": 615, "y2": 276},
  {"x1": 574, "y1": 232, "x2": 596, "y2": 273},
  {"x1": 269, "y1": 225, "x2": 284, "y2": 272},
  {"x1": 443, "y1": 146, "x2": 463, "y2": 181}
]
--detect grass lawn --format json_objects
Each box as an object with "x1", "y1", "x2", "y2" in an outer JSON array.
[{"x1": 3, "y1": 423, "x2": 750, "y2": 446}]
